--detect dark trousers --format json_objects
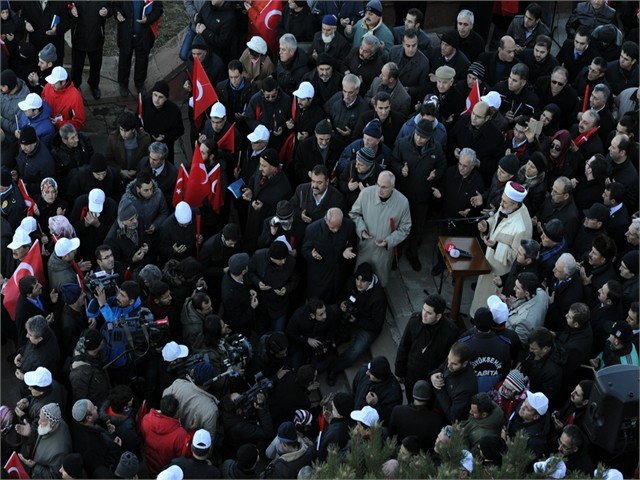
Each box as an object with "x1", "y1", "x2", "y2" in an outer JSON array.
[
  {"x1": 117, "y1": 36, "x2": 151, "y2": 89},
  {"x1": 71, "y1": 47, "x2": 104, "y2": 88},
  {"x1": 405, "y1": 202, "x2": 428, "y2": 260}
]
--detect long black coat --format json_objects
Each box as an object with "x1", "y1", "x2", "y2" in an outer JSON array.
[
  {"x1": 70, "y1": 194, "x2": 118, "y2": 263},
  {"x1": 20, "y1": 327, "x2": 61, "y2": 379},
  {"x1": 246, "y1": 248, "x2": 299, "y2": 318},
  {"x1": 113, "y1": 1, "x2": 163, "y2": 53},
  {"x1": 69, "y1": 1, "x2": 112, "y2": 52},
  {"x1": 352, "y1": 363, "x2": 403, "y2": 424},
  {"x1": 70, "y1": 422, "x2": 121, "y2": 477}
]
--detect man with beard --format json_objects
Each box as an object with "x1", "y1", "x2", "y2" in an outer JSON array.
[
  {"x1": 244, "y1": 76, "x2": 292, "y2": 152},
  {"x1": 290, "y1": 165, "x2": 344, "y2": 224},
  {"x1": 519, "y1": 35, "x2": 559, "y2": 84},
  {"x1": 286, "y1": 81, "x2": 325, "y2": 151},
  {"x1": 16, "y1": 403, "x2": 72, "y2": 479},
  {"x1": 140, "y1": 81, "x2": 184, "y2": 164},
  {"x1": 506, "y1": 391, "x2": 551, "y2": 459},
  {"x1": 301, "y1": 54, "x2": 343, "y2": 106},
  {"x1": 470, "y1": 182, "x2": 533, "y2": 316},
  {"x1": 341, "y1": 36, "x2": 385, "y2": 95},
  {"x1": 534, "y1": 177, "x2": 581, "y2": 248},
  {"x1": 215, "y1": 60, "x2": 256, "y2": 127},
  {"x1": 294, "y1": 119, "x2": 344, "y2": 185},
  {"x1": 344, "y1": 0, "x2": 393, "y2": 56},
  {"x1": 308, "y1": 15, "x2": 351, "y2": 68},
  {"x1": 301, "y1": 208, "x2": 357, "y2": 303},
  {"x1": 104, "y1": 197, "x2": 150, "y2": 270},
  {"x1": 338, "y1": 146, "x2": 382, "y2": 210}
]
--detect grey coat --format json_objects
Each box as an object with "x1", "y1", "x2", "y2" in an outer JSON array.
[{"x1": 123, "y1": 178, "x2": 170, "y2": 230}]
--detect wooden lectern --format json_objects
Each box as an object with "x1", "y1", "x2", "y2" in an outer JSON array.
[{"x1": 437, "y1": 236, "x2": 491, "y2": 329}]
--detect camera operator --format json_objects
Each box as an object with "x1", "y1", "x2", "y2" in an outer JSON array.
[
  {"x1": 163, "y1": 361, "x2": 220, "y2": 442},
  {"x1": 250, "y1": 332, "x2": 290, "y2": 380},
  {"x1": 141, "y1": 340, "x2": 189, "y2": 409},
  {"x1": 267, "y1": 364, "x2": 318, "y2": 431},
  {"x1": 326, "y1": 262, "x2": 388, "y2": 386},
  {"x1": 286, "y1": 298, "x2": 338, "y2": 369},
  {"x1": 59, "y1": 283, "x2": 89, "y2": 358},
  {"x1": 87, "y1": 280, "x2": 142, "y2": 385},
  {"x1": 221, "y1": 390, "x2": 274, "y2": 460}
]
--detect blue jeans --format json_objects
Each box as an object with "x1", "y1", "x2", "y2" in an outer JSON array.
[
  {"x1": 330, "y1": 328, "x2": 377, "y2": 373},
  {"x1": 179, "y1": 27, "x2": 196, "y2": 61}
]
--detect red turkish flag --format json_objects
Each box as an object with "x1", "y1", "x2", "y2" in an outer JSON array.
[
  {"x1": 3, "y1": 240, "x2": 45, "y2": 320},
  {"x1": 251, "y1": 0, "x2": 283, "y2": 54},
  {"x1": 184, "y1": 143, "x2": 211, "y2": 208},
  {"x1": 574, "y1": 126, "x2": 600, "y2": 147},
  {"x1": 207, "y1": 163, "x2": 223, "y2": 214},
  {"x1": 4, "y1": 451, "x2": 30, "y2": 479},
  {"x1": 462, "y1": 79, "x2": 481, "y2": 114},
  {"x1": 217, "y1": 123, "x2": 236, "y2": 154},
  {"x1": 172, "y1": 164, "x2": 189, "y2": 207},
  {"x1": 17, "y1": 180, "x2": 35, "y2": 216},
  {"x1": 193, "y1": 56, "x2": 218, "y2": 129}
]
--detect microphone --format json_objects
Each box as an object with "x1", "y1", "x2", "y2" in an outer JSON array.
[
  {"x1": 445, "y1": 242, "x2": 472, "y2": 259},
  {"x1": 476, "y1": 211, "x2": 496, "y2": 222}
]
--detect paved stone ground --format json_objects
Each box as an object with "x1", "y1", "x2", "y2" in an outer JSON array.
[{"x1": 2, "y1": 11, "x2": 571, "y2": 405}]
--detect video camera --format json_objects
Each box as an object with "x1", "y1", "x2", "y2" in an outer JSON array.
[
  {"x1": 234, "y1": 372, "x2": 274, "y2": 413},
  {"x1": 167, "y1": 352, "x2": 211, "y2": 378},
  {"x1": 224, "y1": 333, "x2": 253, "y2": 370},
  {"x1": 85, "y1": 271, "x2": 119, "y2": 298},
  {"x1": 107, "y1": 308, "x2": 170, "y2": 351}
]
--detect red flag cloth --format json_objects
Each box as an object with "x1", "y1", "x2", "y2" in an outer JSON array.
[
  {"x1": 144, "y1": 0, "x2": 160, "y2": 39},
  {"x1": 4, "y1": 451, "x2": 30, "y2": 479},
  {"x1": 217, "y1": 123, "x2": 236, "y2": 153},
  {"x1": 582, "y1": 84, "x2": 590, "y2": 113},
  {"x1": 208, "y1": 163, "x2": 224, "y2": 214},
  {"x1": 138, "y1": 93, "x2": 144, "y2": 126},
  {"x1": 247, "y1": 0, "x2": 283, "y2": 54},
  {"x1": 279, "y1": 132, "x2": 296, "y2": 166},
  {"x1": 290, "y1": 96, "x2": 297, "y2": 122},
  {"x1": 172, "y1": 164, "x2": 189, "y2": 207},
  {"x1": 3, "y1": 240, "x2": 45, "y2": 320},
  {"x1": 574, "y1": 126, "x2": 600, "y2": 147},
  {"x1": 462, "y1": 79, "x2": 481, "y2": 114},
  {"x1": 17, "y1": 180, "x2": 35, "y2": 216},
  {"x1": 193, "y1": 56, "x2": 218, "y2": 125},
  {"x1": 184, "y1": 143, "x2": 211, "y2": 208}
]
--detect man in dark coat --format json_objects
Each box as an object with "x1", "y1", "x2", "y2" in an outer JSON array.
[
  {"x1": 241, "y1": 149, "x2": 292, "y2": 253},
  {"x1": 140, "y1": 83, "x2": 184, "y2": 164},
  {"x1": 546, "y1": 253, "x2": 585, "y2": 332},
  {"x1": 195, "y1": 0, "x2": 236, "y2": 64},
  {"x1": 395, "y1": 294, "x2": 459, "y2": 404},
  {"x1": 521, "y1": 327, "x2": 566, "y2": 407},
  {"x1": 293, "y1": 119, "x2": 345, "y2": 185},
  {"x1": 286, "y1": 299, "x2": 338, "y2": 369},
  {"x1": 19, "y1": 0, "x2": 69, "y2": 63},
  {"x1": 244, "y1": 77, "x2": 292, "y2": 152},
  {"x1": 199, "y1": 223, "x2": 241, "y2": 310},
  {"x1": 69, "y1": 189, "x2": 118, "y2": 265},
  {"x1": 477, "y1": 36, "x2": 517, "y2": 87},
  {"x1": 555, "y1": 302, "x2": 593, "y2": 380},
  {"x1": 113, "y1": 0, "x2": 163, "y2": 95},
  {"x1": 16, "y1": 125, "x2": 56, "y2": 198},
  {"x1": 157, "y1": 202, "x2": 198, "y2": 263},
  {"x1": 556, "y1": 28, "x2": 596, "y2": 84},
  {"x1": 15, "y1": 315, "x2": 60, "y2": 382},
  {"x1": 67, "y1": 153, "x2": 125, "y2": 203},
  {"x1": 138, "y1": 143, "x2": 178, "y2": 209},
  {"x1": 274, "y1": 34, "x2": 310, "y2": 96},
  {"x1": 0, "y1": 166, "x2": 27, "y2": 231},
  {"x1": 301, "y1": 208, "x2": 357, "y2": 303},
  {"x1": 389, "y1": 380, "x2": 443, "y2": 454},
  {"x1": 221, "y1": 253, "x2": 258, "y2": 337},
  {"x1": 506, "y1": 391, "x2": 551, "y2": 459},
  {"x1": 352, "y1": 356, "x2": 403, "y2": 425},
  {"x1": 301, "y1": 54, "x2": 344, "y2": 106},
  {"x1": 50, "y1": 124, "x2": 95, "y2": 198},
  {"x1": 290, "y1": 165, "x2": 345, "y2": 224},
  {"x1": 215, "y1": 60, "x2": 257, "y2": 125},
  {"x1": 534, "y1": 67, "x2": 579, "y2": 128},
  {"x1": 70, "y1": 399, "x2": 121, "y2": 478},
  {"x1": 316, "y1": 392, "x2": 353, "y2": 462},
  {"x1": 307, "y1": 15, "x2": 351, "y2": 68},
  {"x1": 14, "y1": 276, "x2": 50, "y2": 350}
]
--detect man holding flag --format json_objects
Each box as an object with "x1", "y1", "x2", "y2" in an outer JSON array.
[{"x1": 571, "y1": 108, "x2": 603, "y2": 160}]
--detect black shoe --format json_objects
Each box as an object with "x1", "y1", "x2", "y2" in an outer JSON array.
[
  {"x1": 409, "y1": 257, "x2": 422, "y2": 272},
  {"x1": 431, "y1": 261, "x2": 445, "y2": 276},
  {"x1": 91, "y1": 87, "x2": 101, "y2": 100},
  {"x1": 326, "y1": 370, "x2": 337, "y2": 386},
  {"x1": 119, "y1": 84, "x2": 129, "y2": 97},
  {"x1": 392, "y1": 258, "x2": 398, "y2": 271}
]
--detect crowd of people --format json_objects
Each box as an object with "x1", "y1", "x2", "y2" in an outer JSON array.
[{"x1": 1, "y1": 0, "x2": 639, "y2": 478}]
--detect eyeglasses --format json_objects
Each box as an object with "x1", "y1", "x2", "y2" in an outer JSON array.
[
  {"x1": 551, "y1": 80, "x2": 565, "y2": 86},
  {"x1": 551, "y1": 143, "x2": 562, "y2": 151}
]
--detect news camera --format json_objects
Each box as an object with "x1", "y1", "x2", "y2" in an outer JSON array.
[
  {"x1": 85, "y1": 271, "x2": 119, "y2": 298},
  {"x1": 107, "y1": 308, "x2": 170, "y2": 351},
  {"x1": 234, "y1": 372, "x2": 274, "y2": 413}
]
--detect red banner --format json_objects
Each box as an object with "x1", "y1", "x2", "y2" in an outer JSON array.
[
  {"x1": 193, "y1": 56, "x2": 218, "y2": 129},
  {"x1": 462, "y1": 79, "x2": 481, "y2": 115},
  {"x1": 172, "y1": 164, "x2": 189, "y2": 207},
  {"x1": 184, "y1": 143, "x2": 211, "y2": 208},
  {"x1": 249, "y1": 0, "x2": 283, "y2": 54},
  {"x1": 4, "y1": 451, "x2": 30, "y2": 479},
  {"x1": 17, "y1": 180, "x2": 35, "y2": 216},
  {"x1": 208, "y1": 163, "x2": 223, "y2": 214},
  {"x1": 217, "y1": 123, "x2": 236, "y2": 154},
  {"x1": 3, "y1": 240, "x2": 45, "y2": 320}
]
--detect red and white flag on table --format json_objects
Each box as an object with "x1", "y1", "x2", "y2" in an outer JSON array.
[
  {"x1": 462, "y1": 79, "x2": 481, "y2": 115},
  {"x1": 4, "y1": 451, "x2": 30, "y2": 479},
  {"x1": 250, "y1": 0, "x2": 283, "y2": 54},
  {"x1": 172, "y1": 164, "x2": 189, "y2": 207},
  {"x1": 217, "y1": 123, "x2": 236, "y2": 154},
  {"x1": 192, "y1": 56, "x2": 218, "y2": 130},
  {"x1": 184, "y1": 143, "x2": 211, "y2": 208},
  {"x1": 3, "y1": 240, "x2": 45, "y2": 320},
  {"x1": 17, "y1": 180, "x2": 35, "y2": 216}
]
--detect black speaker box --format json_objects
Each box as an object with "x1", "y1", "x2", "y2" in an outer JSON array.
[{"x1": 583, "y1": 364, "x2": 640, "y2": 453}]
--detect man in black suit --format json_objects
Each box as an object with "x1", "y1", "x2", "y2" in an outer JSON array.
[
  {"x1": 556, "y1": 26, "x2": 596, "y2": 84},
  {"x1": 138, "y1": 142, "x2": 178, "y2": 208}
]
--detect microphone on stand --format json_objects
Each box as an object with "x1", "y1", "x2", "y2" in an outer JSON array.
[{"x1": 476, "y1": 211, "x2": 496, "y2": 222}]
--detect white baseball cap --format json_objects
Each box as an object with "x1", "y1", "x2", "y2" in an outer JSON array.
[
  {"x1": 293, "y1": 81, "x2": 315, "y2": 99},
  {"x1": 350, "y1": 405, "x2": 379, "y2": 427},
  {"x1": 161, "y1": 341, "x2": 189, "y2": 362},
  {"x1": 19, "y1": 216, "x2": 37, "y2": 234},
  {"x1": 45, "y1": 66, "x2": 68, "y2": 84},
  {"x1": 487, "y1": 295, "x2": 509, "y2": 324},
  {"x1": 534, "y1": 457, "x2": 566, "y2": 479},
  {"x1": 480, "y1": 91, "x2": 501, "y2": 109},
  {"x1": 526, "y1": 391, "x2": 549, "y2": 415},
  {"x1": 247, "y1": 124, "x2": 270, "y2": 142},
  {"x1": 156, "y1": 465, "x2": 183, "y2": 480},
  {"x1": 246, "y1": 36, "x2": 267, "y2": 55},
  {"x1": 88, "y1": 189, "x2": 105, "y2": 213},
  {"x1": 24, "y1": 367, "x2": 52, "y2": 388},
  {"x1": 18, "y1": 93, "x2": 43, "y2": 111},
  {"x1": 209, "y1": 102, "x2": 226, "y2": 119},
  {"x1": 7, "y1": 228, "x2": 32, "y2": 249},
  {"x1": 192, "y1": 429, "x2": 212, "y2": 449},
  {"x1": 54, "y1": 237, "x2": 80, "y2": 257}
]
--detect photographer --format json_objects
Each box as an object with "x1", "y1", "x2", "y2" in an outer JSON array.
[
  {"x1": 221, "y1": 389, "x2": 274, "y2": 460},
  {"x1": 87, "y1": 280, "x2": 142, "y2": 384},
  {"x1": 286, "y1": 298, "x2": 338, "y2": 369},
  {"x1": 326, "y1": 262, "x2": 388, "y2": 386}
]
